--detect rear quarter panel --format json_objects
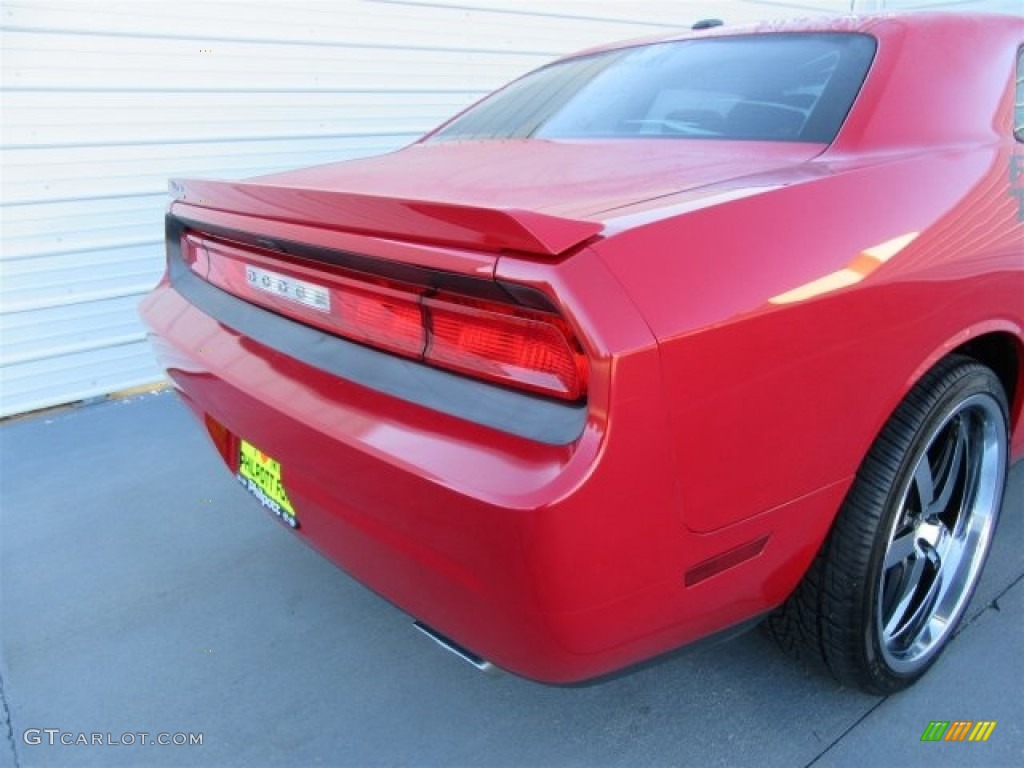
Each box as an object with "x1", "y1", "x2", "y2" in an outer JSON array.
[
  {"x1": 592, "y1": 16, "x2": 1024, "y2": 534},
  {"x1": 594, "y1": 143, "x2": 1023, "y2": 534}
]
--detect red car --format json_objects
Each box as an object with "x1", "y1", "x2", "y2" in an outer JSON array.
[{"x1": 140, "y1": 12, "x2": 1024, "y2": 693}]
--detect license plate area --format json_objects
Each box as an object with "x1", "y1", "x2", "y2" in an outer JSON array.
[{"x1": 237, "y1": 439, "x2": 299, "y2": 528}]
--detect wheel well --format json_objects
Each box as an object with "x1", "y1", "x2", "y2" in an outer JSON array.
[{"x1": 951, "y1": 331, "x2": 1021, "y2": 419}]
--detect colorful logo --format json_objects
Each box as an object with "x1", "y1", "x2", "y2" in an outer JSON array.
[{"x1": 921, "y1": 721, "x2": 996, "y2": 742}]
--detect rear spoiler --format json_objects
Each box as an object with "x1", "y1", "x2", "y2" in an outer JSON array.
[{"x1": 169, "y1": 178, "x2": 603, "y2": 257}]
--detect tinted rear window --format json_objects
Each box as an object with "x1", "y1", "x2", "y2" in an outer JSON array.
[{"x1": 430, "y1": 33, "x2": 876, "y2": 144}]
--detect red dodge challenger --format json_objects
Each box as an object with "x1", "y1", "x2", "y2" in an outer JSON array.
[{"x1": 140, "y1": 12, "x2": 1024, "y2": 693}]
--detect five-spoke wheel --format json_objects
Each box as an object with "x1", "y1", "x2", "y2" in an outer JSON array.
[
  {"x1": 767, "y1": 355, "x2": 1009, "y2": 693},
  {"x1": 877, "y1": 393, "x2": 1005, "y2": 673}
]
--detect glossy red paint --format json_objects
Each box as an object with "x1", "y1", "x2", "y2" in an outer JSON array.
[{"x1": 140, "y1": 13, "x2": 1024, "y2": 683}]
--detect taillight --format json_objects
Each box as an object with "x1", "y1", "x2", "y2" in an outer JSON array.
[
  {"x1": 425, "y1": 294, "x2": 585, "y2": 400},
  {"x1": 334, "y1": 279, "x2": 425, "y2": 359},
  {"x1": 194, "y1": 236, "x2": 588, "y2": 401},
  {"x1": 181, "y1": 233, "x2": 210, "y2": 275}
]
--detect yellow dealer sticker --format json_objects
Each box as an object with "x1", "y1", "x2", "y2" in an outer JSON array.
[{"x1": 237, "y1": 439, "x2": 298, "y2": 528}]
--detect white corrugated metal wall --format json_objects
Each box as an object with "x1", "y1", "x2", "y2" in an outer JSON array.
[{"x1": 0, "y1": 0, "x2": 1018, "y2": 417}]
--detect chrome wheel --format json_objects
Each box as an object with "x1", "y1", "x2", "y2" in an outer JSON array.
[
  {"x1": 876, "y1": 393, "x2": 1007, "y2": 673},
  {"x1": 766, "y1": 356, "x2": 1011, "y2": 693}
]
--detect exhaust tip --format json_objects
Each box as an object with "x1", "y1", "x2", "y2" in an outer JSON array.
[{"x1": 412, "y1": 621, "x2": 496, "y2": 674}]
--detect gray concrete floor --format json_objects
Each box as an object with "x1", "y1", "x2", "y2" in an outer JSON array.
[{"x1": 1, "y1": 390, "x2": 1021, "y2": 768}]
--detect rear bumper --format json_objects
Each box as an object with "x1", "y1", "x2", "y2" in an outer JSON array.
[{"x1": 140, "y1": 255, "x2": 842, "y2": 682}]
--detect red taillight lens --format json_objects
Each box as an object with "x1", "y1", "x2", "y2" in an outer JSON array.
[
  {"x1": 194, "y1": 236, "x2": 587, "y2": 401},
  {"x1": 181, "y1": 233, "x2": 210, "y2": 275},
  {"x1": 334, "y1": 280, "x2": 425, "y2": 358},
  {"x1": 425, "y1": 295, "x2": 585, "y2": 401}
]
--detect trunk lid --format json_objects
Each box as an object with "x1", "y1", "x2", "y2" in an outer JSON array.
[{"x1": 171, "y1": 138, "x2": 822, "y2": 257}]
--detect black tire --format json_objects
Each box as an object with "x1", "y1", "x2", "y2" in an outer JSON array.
[{"x1": 766, "y1": 355, "x2": 1010, "y2": 694}]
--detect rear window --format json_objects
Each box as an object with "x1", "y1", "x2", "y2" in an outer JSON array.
[{"x1": 430, "y1": 33, "x2": 876, "y2": 145}]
